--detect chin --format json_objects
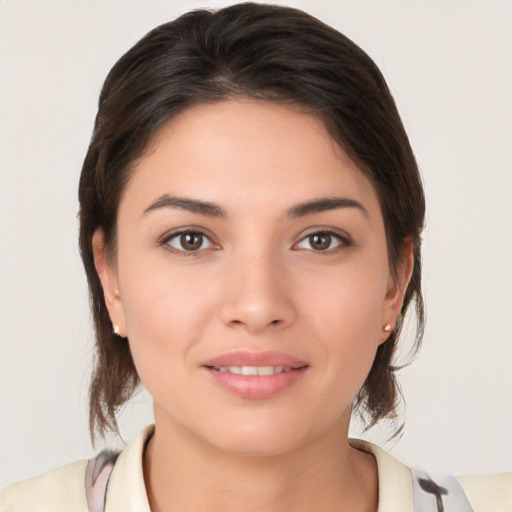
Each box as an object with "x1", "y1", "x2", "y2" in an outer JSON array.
[
  {"x1": 194, "y1": 409, "x2": 330, "y2": 458},
  {"x1": 208, "y1": 428, "x2": 306, "y2": 458}
]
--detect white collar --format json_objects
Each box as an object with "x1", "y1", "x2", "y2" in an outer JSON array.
[
  {"x1": 106, "y1": 424, "x2": 154, "y2": 511},
  {"x1": 350, "y1": 438, "x2": 414, "y2": 511},
  {"x1": 105, "y1": 425, "x2": 414, "y2": 512}
]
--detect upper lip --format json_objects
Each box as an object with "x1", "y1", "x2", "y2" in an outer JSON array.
[{"x1": 201, "y1": 350, "x2": 309, "y2": 369}]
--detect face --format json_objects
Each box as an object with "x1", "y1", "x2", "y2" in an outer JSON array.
[{"x1": 95, "y1": 100, "x2": 410, "y2": 456}]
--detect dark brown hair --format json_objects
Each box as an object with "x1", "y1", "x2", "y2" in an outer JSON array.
[{"x1": 79, "y1": 2, "x2": 425, "y2": 441}]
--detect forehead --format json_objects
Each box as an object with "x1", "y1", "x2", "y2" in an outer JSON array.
[{"x1": 123, "y1": 99, "x2": 381, "y2": 216}]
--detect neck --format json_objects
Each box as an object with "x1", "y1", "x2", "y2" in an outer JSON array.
[{"x1": 143, "y1": 418, "x2": 378, "y2": 512}]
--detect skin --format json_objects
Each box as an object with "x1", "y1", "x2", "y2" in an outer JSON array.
[{"x1": 94, "y1": 100, "x2": 413, "y2": 512}]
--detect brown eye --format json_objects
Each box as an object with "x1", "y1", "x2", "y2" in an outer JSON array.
[
  {"x1": 309, "y1": 233, "x2": 332, "y2": 250},
  {"x1": 166, "y1": 231, "x2": 213, "y2": 252},
  {"x1": 296, "y1": 231, "x2": 345, "y2": 252},
  {"x1": 181, "y1": 233, "x2": 203, "y2": 250}
]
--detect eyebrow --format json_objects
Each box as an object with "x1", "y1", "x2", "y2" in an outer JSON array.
[
  {"x1": 143, "y1": 194, "x2": 367, "y2": 219},
  {"x1": 144, "y1": 195, "x2": 227, "y2": 217},
  {"x1": 286, "y1": 197, "x2": 368, "y2": 218}
]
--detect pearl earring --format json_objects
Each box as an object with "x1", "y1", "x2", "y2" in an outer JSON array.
[
  {"x1": 383, "y1": 323, "x2": 392, "y2": 333},
  {"x1": 113, "y1": 324, "x2": 121, "y2": 336}
]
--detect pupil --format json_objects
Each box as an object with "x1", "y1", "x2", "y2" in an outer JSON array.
[
  {"x1": 311, "y1": 233, "x2": 330, "y2": 250},
  {"x1": 181, "y1": 233, "x2": 202, "y2": 250}
]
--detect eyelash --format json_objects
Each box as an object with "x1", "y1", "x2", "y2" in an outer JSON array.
[
  {"x1": 160, "y1": 228, "x2": 351, "y2": 256},
  {"x1": 293, "y1": 229, "x2": 351, "y2": 253},
  {"x1": 160, "y1": 229, "x2": 218, "y2": 256}
]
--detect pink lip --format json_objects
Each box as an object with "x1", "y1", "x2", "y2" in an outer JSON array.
[
  {"x1": 202, "y1": 350, "x2": 308, "y2": 368},
  {"x1": 201, "y1": 350, "x2": 309, "y2": 399}
]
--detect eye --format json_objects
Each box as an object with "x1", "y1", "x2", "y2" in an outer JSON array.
[
  {"x1": 165, "y1": 231, "x2": 214, "y2": 252},
  {"x1": 295, "y1": 230, "x2": 347, "y2": 252}
]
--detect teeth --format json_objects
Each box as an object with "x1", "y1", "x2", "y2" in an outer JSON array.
[
  {"x1": 240, "y1": 366, "x2": 257, "y2": 375},
  {"x1": 214, "y1": 365, "x2": 290, "y2": 375}
]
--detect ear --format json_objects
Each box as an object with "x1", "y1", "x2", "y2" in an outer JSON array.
[
  {"x1": 92, "y1": 230, "x2": 127, "y2": 337},
  {"x1": 379, "y1": 238, "x2": 415, "y2": 344}
]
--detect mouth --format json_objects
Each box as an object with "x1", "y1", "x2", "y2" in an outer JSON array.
[
  {"x1": 202, "y1": 350, "x2": 308, "y2": 369},
  {"x1": 209, "y1": 365, "x2": 295, "y2": 376},
  {"x1": 201, "y1": 351, "x2": 309, "y2": 399}
]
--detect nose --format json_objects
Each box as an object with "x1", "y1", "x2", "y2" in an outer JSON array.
[{"x1": 220, "y1": 252, "x2": 297, "y2": 334}]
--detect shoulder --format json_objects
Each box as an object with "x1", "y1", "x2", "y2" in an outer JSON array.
[
  {"x1": 0, "y1": 459, "x2": 89, "y2": 512},
  {"x1": 350, "y1": 438, "x2": 512, "y2": 511},
  {"x1": 0, "y1": 425, "x2": 154, "y2": 512},
  {"x1": 458, "y1": 472, "x2": 512, "y2": 512}
]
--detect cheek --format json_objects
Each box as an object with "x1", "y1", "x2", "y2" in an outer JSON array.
[
  {"x1": 301, "y1": 257, "x2": 389, "y2": 383},
  {"x1": 304, "y1": 256, "x2": 389, "y2": 336},
  {"x1": 118, "y1": 259, "x2": 220, "y2": 384}
]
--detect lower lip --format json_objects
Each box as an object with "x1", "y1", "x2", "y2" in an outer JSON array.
[{"x1": 203, "y1": 367, "x2": 308, "y2": 399}]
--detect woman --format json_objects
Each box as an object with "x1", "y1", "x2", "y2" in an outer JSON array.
[{"x1": 1, "y1": 3, "x2": 510, "y2": 511}]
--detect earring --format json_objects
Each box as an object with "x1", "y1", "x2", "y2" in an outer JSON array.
[
  {"x1": 113, "y1": 324, "x2": 121, "y2": 336},
  {"x1": 383, "y1": 323, "x2": 392, "y2": 333}
]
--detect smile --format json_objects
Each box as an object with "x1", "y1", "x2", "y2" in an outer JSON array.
[
  {"x1": 201, "y1": 351, "x2": 309, "y2": 399},
  {"x1": 212, "y1": 366, "x2": 292, "y2": 375}
]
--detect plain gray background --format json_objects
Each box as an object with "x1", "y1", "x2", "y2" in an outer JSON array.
[{"x1": 1, "y1": 0, "x2": 511, "y2": 487}]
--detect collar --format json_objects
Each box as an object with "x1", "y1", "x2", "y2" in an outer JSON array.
[
  {"x1": 105, "y1": 424, "x2": 154, "y2": 511},
  {"x1": 350, "y1": 438, "x2": 414, "y2": 511},
  {"x1": 105, "y1": 426, "x2": 414, "y2": 512}
]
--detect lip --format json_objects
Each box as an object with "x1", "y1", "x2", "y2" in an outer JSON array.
[
  {"x1": 202, "y1": 350, "x2": 308, "y2": 369},
  {"x1": 201, "y1": 350, "x2": 309, "y2": 399}
]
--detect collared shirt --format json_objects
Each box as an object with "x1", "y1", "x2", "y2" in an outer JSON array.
[{"x1": 1, "y1": 425, "x2": 511, "y2": 511}]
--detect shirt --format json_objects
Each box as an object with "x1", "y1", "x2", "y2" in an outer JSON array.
[{"x1": 1, "y1": 425, "x2": 511, "y2": 511}]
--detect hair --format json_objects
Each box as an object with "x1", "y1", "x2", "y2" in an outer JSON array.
[{"x1": 79, "y1": 2, "x2": 425, "y2": 441}]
